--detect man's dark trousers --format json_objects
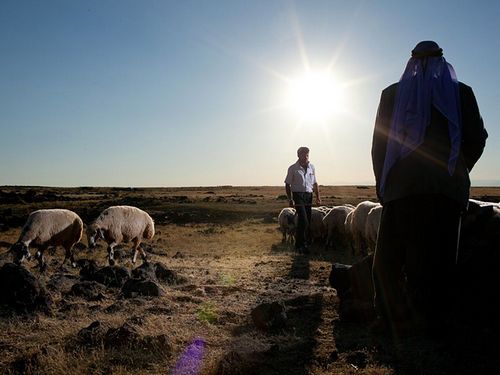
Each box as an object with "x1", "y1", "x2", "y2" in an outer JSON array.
[
  {"x1": 293, "y1": 192, "x2": 313, "y2": 251},
  {"x1": 372, "y1": 194, "x2": 461, "y2": 329}
]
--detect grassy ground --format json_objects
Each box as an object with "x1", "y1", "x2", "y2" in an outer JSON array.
[{"x1": 0, "y1": 185, "x2": 499, "y2": 374}]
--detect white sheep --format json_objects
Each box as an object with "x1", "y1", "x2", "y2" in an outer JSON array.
[
  {"x1": 364, "y1": 204, "x2": 383, "y2": 253},
  {"x1": 348, "y1": 201, "x2": 380, "y2": 255},
  {"x1": 278, "y1": 207, "x2": 297, "y2": 244},
  {"x1": 86, "y1": 205, "x2": 155, "y2": 265},
  {"x1": 309, "y1": 207, "x2": 328, "y2": 244},
  {"x1": 11, "y1": 209, "x2": 83, "y2": 272},
  {"x1": 323, "y1": 205, "x2": 355, "y2": 248}
]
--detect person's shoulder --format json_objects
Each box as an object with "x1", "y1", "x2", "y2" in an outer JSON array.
[
  {"x1": 381, "y1": 82, "x2": 398, "y2": 96},
  {"x1": 458, "y1": 81, "x2": 474, "y2": 94},
  {"x1": 458, "y1": 81, "x2": 479, "y2": 102},
  {"x1": 378, "y1": 82, "x2": 398, "y2": 104}
]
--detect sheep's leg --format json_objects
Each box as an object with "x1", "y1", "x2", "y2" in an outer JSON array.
[
  {"x1": 62, "y1": 245, "x2": 77, "y2": 268},
  {"x1": 131, "y1": 238, "x2": 141, "y2": 264},
  {"x1": 140, "y1": 245, "x2": 148, "y2": 263},
  {"x1": 35, "y1": 246, "x2": 48, "y2": 273},
  {"x1": 107, "y1": 243, "x2": 117, "y2": 266}
]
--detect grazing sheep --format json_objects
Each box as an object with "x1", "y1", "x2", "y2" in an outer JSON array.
[
  {"x1": 468, "y1": 198, "x2": 499, "y2": 208},
  {"x1": 309, "y1": 207, "x2": 328, "y2": 244},
  {"x1": 364, "y1": 205, "x2": 383, "y2": 253},
  {"x1": 323, "y1": 205, "x2": 355, "y2": 248},
  {"x1": 348, "y1": 201, "x2": 380, "y2": 255},
  {"x1": 87, "y1": 205, "x2": 155, "y2": 266},
  {"x1": 11, "y1": 209, "x2": 83, "y2": 272},
  {"x1": 278, "y1": 207, "x2": 297, "y2": 244}
]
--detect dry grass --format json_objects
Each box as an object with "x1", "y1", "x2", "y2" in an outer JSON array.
[{"x1": 1, "y1": 185, "x2": 499, "y2": 374}]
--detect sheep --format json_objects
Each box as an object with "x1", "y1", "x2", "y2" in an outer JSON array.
[
  {"x1": 348, "y1": 201, "x2": 380, "y2": 255},
  {"x1": 11, "y1": 209, "x2": 83, "y2": 272},
  {"x1": 86, "y1": 205, "x2": 155, "y2": 266},
  {"x1": 309, "y1": 207, "x2": 328, "y2": 244},
  {"x1": 278, "y1": 207, "x2": 297, "y2": 244},
  {"x1": 323, "y1": 205, "x2": 355, "y2": 249},
  {"x1": 364, "y1": 204, "x2": 383, "y2": 253}
]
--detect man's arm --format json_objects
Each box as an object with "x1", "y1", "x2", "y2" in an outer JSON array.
[
  {"x1": 285, "y1": 183, "x2": 294, "y2": 207},
  {"x1": 372, "y1": 85, "x2": 396, "y2": 202},
  {"x1": 460, "y1": 83, "x2": 488, "y2": 171},
  {"x1": 313, "y1": 183, "x2": 321, "y2": 206}
]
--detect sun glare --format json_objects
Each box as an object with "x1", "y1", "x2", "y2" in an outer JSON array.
[{"x1": 287, "y1": 71, "x2": 345, "y2": 123}]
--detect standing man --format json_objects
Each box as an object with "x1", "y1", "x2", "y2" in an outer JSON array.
[
  {"x1": 371, "y1": 41, "x2": 488, "y2": 335},
  {"x1": 285, "y1": 146, "x2": 322, "y2": 253}
]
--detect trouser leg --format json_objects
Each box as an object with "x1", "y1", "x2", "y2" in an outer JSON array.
[
  {"x1": 404, "y1": 195, "x2": 461, "y2": 327},
  {"x1": 293, "y1": 192, "x2": 312, "y2": 249},
  {"x1": 305, "y1": 195, "x2": 312, "y2": 245},
  {"x1": 372, "y1": 201, "x2": 407, "y2": 323}
]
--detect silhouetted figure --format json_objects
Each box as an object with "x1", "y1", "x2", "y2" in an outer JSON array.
[{"x1": 371, "y1": 41, "x2": 488, "y2": 336}]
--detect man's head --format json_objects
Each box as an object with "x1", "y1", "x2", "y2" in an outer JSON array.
[
  {"x1": 297, "y1": 146, "x2": 309, "y2": 165},
  {"x1": 411, "y1": 40, "x2": 443, "y2": 58}
]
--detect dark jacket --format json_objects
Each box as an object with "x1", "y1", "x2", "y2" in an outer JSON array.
[{"x1": 372, "y1": 82, "x2": 487, "y2": 208}]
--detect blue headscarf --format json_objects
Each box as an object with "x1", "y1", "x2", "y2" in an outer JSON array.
[{"x1": 379, "y1": 41, "x2": 462, "y2": 197}]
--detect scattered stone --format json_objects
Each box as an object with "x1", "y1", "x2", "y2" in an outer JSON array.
[
  {"x1": 131, "y1": 262, "x2": 156, "y2": 281},
  {"x1": 155, "y1": 263, "x2": 187, "y2": 285},
  {"x1": 251, "y1": 301, "x2": 287, "y2": 332},
  {"x1": 68, "y1": 281, "x2": 106, "y2": 301},
  {"x1": 76, "y1": 320, "x2": 107, "y2": 347},
  {"x1": 121, "y1": 279, "x2": 162, "y2": 298},
  {"x1": 78, "y1": 259, "x2": 100, "y2": 279},
  {"x1": 104, "y1": 323, "x2": 171, "y2": 355},
  {"x1": 104, "y1": 323, "x2": 141, "y2": 349},
  {"x1": 47, "y1": 274, "x2": 79, "y2": 294},
  {"x1": 126, "y1": 315, "x2": 146, "y2": 326},
  {"x1": 131, "y1": 262, "x2": 187, "y2": 285},
  {"x1": 146, "y1": 306, "x2": 173, "y2": 315},
  {"x1": 104, "y1": 300, "x2": 127, "y2": 314},
  {"x1": 91, "y1": 266, "x2": 131, "y2": 288}
]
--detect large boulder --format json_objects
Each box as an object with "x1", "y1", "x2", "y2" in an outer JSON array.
[
  {"x1": 329, "y1": 254, "x2": 374, "y2": 303},
  {"x1": 329, "y1": 254, "x2": 375, "y2": 323},
  {"x1": 0, "y1": 263, "x2": 52, "y2": 313}
]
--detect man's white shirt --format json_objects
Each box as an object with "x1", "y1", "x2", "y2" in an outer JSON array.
[{"x1": 285, "y1": 161, "x2": 317, "y2": 193}]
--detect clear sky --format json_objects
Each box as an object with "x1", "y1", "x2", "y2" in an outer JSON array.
[{"x1": 1, "y1": 0, "x2": 498, "y2": 187}]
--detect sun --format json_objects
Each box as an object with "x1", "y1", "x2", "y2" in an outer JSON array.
[{"x1": 286, "y1": 71, "x2": 345, "y2": 123}]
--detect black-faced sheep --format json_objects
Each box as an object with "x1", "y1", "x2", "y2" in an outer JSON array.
[
  {"x1": 86, "y1": 205, "x2": 155, "y2": 266},
  {"x1": 11, "y1": 209, "x2": 83, "y2": 272}
]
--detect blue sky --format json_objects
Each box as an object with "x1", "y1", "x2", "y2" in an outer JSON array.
[{"x1": 1, "y1": 0, "x2": 498, "y2": 187}]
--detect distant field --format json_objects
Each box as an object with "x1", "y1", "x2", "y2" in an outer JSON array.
[{"x1": 0, "y1": 185, "x2": 498, "y2": 374}]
